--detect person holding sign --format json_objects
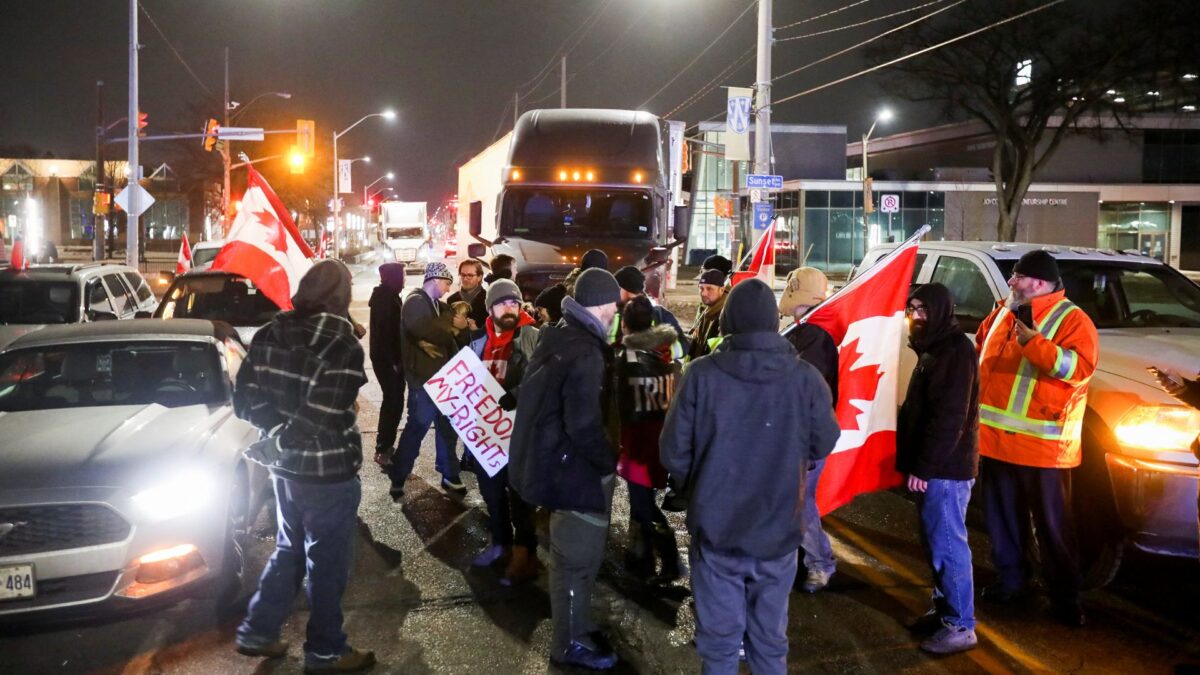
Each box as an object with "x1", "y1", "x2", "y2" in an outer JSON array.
[
  {"x1": 467, "y1": 279, "x2": 543, "y2": 586},
  {"x1": 509, "y1": 268, "x2": 623, "y2": 671}
]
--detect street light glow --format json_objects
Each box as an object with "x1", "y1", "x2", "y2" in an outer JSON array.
[
  {"x1": 381, "y1": 110, "x2": 397, "y2": 120},
  {"x1": 363, "y1": 156, "x2": 371, "y2": 163},
  {"x1": 877, "y1": 108, "x2": 894, "y2": 123},
  {"x1": 386, "y1": 172, "x2": 395, "y2": 180}
]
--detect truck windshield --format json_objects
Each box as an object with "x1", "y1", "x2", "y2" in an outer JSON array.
[
  {"x1": 996, "y1": 259, "x2": 1200, "y2": 328},
  {"x1": 386, "y1": 227, "x2": 424, "y2": 239},
  {"x1": 502, "y1": 188, "x2": 652, "y2": 239}
]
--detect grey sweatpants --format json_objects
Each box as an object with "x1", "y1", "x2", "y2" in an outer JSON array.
[
  {"x1": 548, "y1": 474, "x2": 616, "y2": 655},
  {"x1": 690, "y1": 543, "x2": 798, "y2": 675}
]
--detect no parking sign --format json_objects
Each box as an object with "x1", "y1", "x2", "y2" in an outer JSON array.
[{"x1": 880, "y1": 194, "x2": 900, "y2": 213}]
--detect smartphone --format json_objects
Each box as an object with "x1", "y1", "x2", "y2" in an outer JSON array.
[
  {"x1": 1148, "y1": 366, "x2": 1184, "y2": 388},
  {"x1": 1015, "y1": 303, "x2": 1034, "y2": 328}
]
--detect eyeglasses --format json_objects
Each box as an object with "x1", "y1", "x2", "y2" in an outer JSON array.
[
  {"x1": 905, "y1": 304, "x2": 928, "y2": 316},
  {"x1": 460, "y1": 273, "x2": 481, "y2": 278}
]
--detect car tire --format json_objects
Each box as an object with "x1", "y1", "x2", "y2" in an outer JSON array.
[
  {"x1": 1073, "y1": 434, "x2": 1125, "y2": 590},
  {"x1": 216, "y1": 466, "x2": 252, "y2": 615}
]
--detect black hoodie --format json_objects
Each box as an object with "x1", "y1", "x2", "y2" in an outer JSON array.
[{"x1": 896, "y1": 283, "x2": 980, "y2": 481}]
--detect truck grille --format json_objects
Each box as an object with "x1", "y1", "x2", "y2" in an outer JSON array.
[{"x1": 0, "y1": 504, "x2": 131, "y2": 556}]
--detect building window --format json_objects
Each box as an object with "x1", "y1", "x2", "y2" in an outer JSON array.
[
  {"x1": 1143, "y1": 130, "x2": 1200, "y2": 183},
  {"x1": 1099, "y1": 202, "x2": 1170, "y2": 260},
  {"x1": 2, "y1": 164, "x2": 34, "y2": 192}
]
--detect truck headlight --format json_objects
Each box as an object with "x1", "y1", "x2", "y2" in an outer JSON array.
[
  {"x1": 132, "y1": 471, "x2": 217, "y2": 522},
  {"x1": 1114, "y1": 405, "x2": 1200, "y2": 452}
]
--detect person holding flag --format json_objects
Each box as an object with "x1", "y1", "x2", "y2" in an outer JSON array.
[{"x1": 177, "y1": 232, "x2": 193, "y2": 275}]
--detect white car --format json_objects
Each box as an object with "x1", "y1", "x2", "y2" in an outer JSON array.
[
  {"x1": 859, "y1": 241, "x2": 1200, "y2": 587},
  {"x1": 189, "y1": 240, "x2": 226, "y2": 272},
  {"x1": 0, "y1": 320, "x2": 270, "y2": 618}
]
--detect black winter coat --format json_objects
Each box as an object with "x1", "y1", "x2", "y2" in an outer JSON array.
[
  {"x1": 660, "y1": 331, "x2": 841, "y2": 559},
  {"x1": 400, "y1": 289, "x2": 463, "y2": 384},
  {"x1": 896, "y1": 329, "x2": 980, "y2": 481},
  {"x1": 508, "y1": 300, "x2": 617, "y2": 513},
  {"x1": 786, "y1": 322, "x2": 838, "y2": 401},
  {"x1": 368, "y1": 285, "x2": 404, "y2": 384}
]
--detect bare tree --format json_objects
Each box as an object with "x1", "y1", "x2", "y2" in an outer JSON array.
[{"x1": 870, "y1": 0, "x2": 1198, "y2": 241}]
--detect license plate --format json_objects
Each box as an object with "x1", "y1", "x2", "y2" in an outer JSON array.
[{"x1": 0, "y1": 564, "x2": 36, "y2": 601}]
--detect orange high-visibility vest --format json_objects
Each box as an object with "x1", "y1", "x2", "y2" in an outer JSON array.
[{"x1": 975, "y1": 289, "x2": 1099, "y2": 469}]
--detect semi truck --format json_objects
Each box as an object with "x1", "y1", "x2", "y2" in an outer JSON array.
[
  {"x1": 381, "y1": 201, "x2": 429, "y2": 267},
  {"x1": 464, "y1": 109, "x2": 689, "y2": 300}
]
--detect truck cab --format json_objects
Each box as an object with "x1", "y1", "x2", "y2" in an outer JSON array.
[
  {"x1": 859, "y1": 241, "x2": 1200, "y2": 587},
  {"x1": 468, "y1": 109, "x2": 688, "y2": 300}
]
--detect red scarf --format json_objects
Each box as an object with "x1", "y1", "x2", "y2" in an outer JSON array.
[{"x1": 481, "y1": 310, "x2": 537, "y2": 384}]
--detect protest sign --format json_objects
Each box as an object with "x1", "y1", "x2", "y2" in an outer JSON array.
[{"x1": 423, "y1": 347, "x2": 514, "y2": 477}]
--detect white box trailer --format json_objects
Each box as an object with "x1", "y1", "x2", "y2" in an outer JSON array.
[
  {"x1": 457, "y1": 132, "x2": 511, "y2": 245},
  {"x1": 381, "y1": 201, "x2": 429, "y2": 266}
]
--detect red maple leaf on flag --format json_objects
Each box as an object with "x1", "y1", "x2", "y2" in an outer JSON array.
[
  {"x1": 253, "y1": 210, "x2": 288, "y2": 254},
  {"x1": 835, "y1": 337, "x2": 884, "y2": 430}
]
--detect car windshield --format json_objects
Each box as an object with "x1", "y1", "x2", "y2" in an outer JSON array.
[
  {"x1": 386, "y1": 227, "x2": 424, "y2": 239},
  {"x1": 156, "y1": 275, "x2": 281, "y2": 326},
  {"x1": 0, "y1": 341, "x2": 226, "y2": 411},
  {"x1": 501, "y1": 187, "x2": 653, "y2": 239},
  {"x1": 191, "y1": 246, "x2": 222, "y2": 268},
  {"x1": 996, "y1": 259, "x2": 1200, "y2": 328},
  {"x1": 0, "y1": 279, "x2": 79, "y2": 324}
]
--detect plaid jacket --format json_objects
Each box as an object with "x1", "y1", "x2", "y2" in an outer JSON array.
[{"x1": 234, "y1": 311, "x2": 369, "y2": 483}]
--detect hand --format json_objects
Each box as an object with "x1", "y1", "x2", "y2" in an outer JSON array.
[
  {"x1": 906, "y1": 474, "x2": 928, "y2": 493},
  {"x1": 1150, "y1": 366, "x2": 1186, "y2": 396},
  {"x1": 467, "y1": 318, "x2": 479, "y2": 331},
  {"x1": 1013, "y1": 318, "x2": 1038, "y2": 345},
  {"x1": 498, "y1": 391, "x2": 517, "y2": 411},
  {"x1": 452, "y1": 314, "x2": 469, "y2": 331}
]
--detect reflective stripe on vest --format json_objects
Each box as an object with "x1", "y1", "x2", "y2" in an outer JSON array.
[{"x1": 981, "y1": 299, "x2": 1079, "y2": 437}]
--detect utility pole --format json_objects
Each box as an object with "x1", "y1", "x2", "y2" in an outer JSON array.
[
  {"x1": 94, "y1": 80, "x2": 105, "y2": 261},
  {"x1": 126, "y1": 0, "x2": 140, "y2": 268},
  {"x1": 560, "y1": 57, "x2": 567, "y2": 108},
  {"x1": 332, "y1": 131, "x2": 340, "y2": 258},
  {"x1": 222, "y1": 47, "x2": 232, "y2": 234},
  {"x1": 753, "y1": 0, "x2": 773, "y2": 175},
  {"x1": 514, "y1": 91, "x2": 519, "y2": 127}
]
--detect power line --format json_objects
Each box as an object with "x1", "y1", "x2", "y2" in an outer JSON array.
[
  {"x1": 772, "y1": 0, "x2": 967, "y2": 84},
  {"x1": 636, "y1": 0, "x2": 757, "y2": 110},
  {"x1": 490, "y1": 98, "x2": 513, "y2": 143},
  {"x1": 772, "y1": 0, "x2": 1066, "y2": 108},
  {"x1": 516, "y1": 0, "x2": 614, "y2": 97},
  {"x1": 663, "y1": 47, "x2": 755, "y2": 119},
  {"x1": 774, "y1": 0, "x2": 874, "y2": 33},
  {"x1": 775, "y1": 0, "x2": 952, "y2": 42},
  {"x1": 138, "y1": 2, "x2": 216, "y2": 99}
]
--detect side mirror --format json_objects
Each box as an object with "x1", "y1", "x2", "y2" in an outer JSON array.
[
  {"x1": 87, "y1": 309, "x2": 118, "y2": 322},
  {"x1": 469, "y1": 201, "x2": 483, "y2": 237},
  {"x1": 467, "y1": 243, "x2": 487, "y2": 259},
  {"x1": 672, "y1": 205, "x2": 690, "y2": 240}
]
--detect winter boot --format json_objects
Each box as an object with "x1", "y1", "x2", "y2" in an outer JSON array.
[
  {"x1": 648, "y1": 523, "x2": 684, "y2": 585},
  {"x1": 501, "y1": 545, "x2": 542, "y2": 586}
]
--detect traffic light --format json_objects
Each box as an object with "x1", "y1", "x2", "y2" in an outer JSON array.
[
  {"x1": 92, "y1": 191, "x2": 110, "y2": 215},
  {"x1": 203, "y1": 118, "x2": 220, "y2": 152},
  {"x1": 863, "y1": 177, "x2": 875, "y2": 214},
  {"x1": 296, "y1": 119, "x2": 316, "y2": 158},
  {"x1": 137, "y1": 111, "x2": 148, "y2": 137},
  {"x1": 289, "y1": 146, "x2": 305, "y2": 174}
]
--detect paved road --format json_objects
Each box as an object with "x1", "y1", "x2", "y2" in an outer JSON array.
[{"x1": 2, "y1": 262, "x2": 1197, "y2": 673}]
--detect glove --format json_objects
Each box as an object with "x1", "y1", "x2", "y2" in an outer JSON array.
[
  {"x1": 244, "y1": 435, "x2": 283, "y2": 468},
  {"x1": 498, "y1": 391, "x2": 517, "y2": 411}
]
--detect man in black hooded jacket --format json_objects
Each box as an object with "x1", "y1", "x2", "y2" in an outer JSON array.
[
  {"x1": 896, "y1": 282, "x2": 980, "y2": 655},
  {"x1": 661, "y1": 278, "x2": 840, "y2": 675}
]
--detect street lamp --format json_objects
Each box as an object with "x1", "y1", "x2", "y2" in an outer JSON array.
[
  {"x1": 222, "y1": 91, "x2": 292, "y2": 231},
  {"x1": 332, "y1": 110, "x2": 396, "y2": 258},
  {"x1": 861, "y1": 107, "x2": 893, "y2": 250},
  {"x1": 363, "y1": 171, "x2": 394, "y2": 203}
]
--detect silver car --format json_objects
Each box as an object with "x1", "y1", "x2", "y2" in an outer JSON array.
[{"x1": 0, "y1": 319, "x2": 270, "y2": 618}]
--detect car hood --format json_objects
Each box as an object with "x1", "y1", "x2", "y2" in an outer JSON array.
[
  {"x1": 1096, "y1": 328, "x2": 1200, "y2": 391},
  {"x1": 0, "y1": 324, "x2": 45, "y2": 351},
  {"x1": 0, "y1": 403, "x2": 234, "y2": 490}
]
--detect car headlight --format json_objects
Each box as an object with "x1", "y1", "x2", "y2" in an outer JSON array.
[
  {"x1": 1114, "y1": 405, "x2": 1200, "y2": 453},
  {"x1": 132, "y1": 471, "x2": 218, "y2": 522}
]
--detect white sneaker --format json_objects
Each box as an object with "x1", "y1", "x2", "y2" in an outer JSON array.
[{"x1": 920, "y1": 625, "x2": 978, "y2": 654}]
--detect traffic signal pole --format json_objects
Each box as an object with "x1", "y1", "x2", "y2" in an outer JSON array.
[
  {"x1": 94, "y1": 80, "x2": 105, "y2": 261},
  {"x1": 222, "y1": 47, "x2": 231, "y2": 236},
  {"x1": 753, "y1": 0, "x2": 772, "y2": 176},
  {"x1": 126, "y1": 0, "x2": 140, "y2": 268}
]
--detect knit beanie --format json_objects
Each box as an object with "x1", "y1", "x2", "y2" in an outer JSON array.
[
  {"x1": 485, "y1": 279, "x2": 522, "y2": 308},
  {"x1": 701, "y1": 254, "x2": 734, "y2": 277},
  {"x1": 292, "y1": 259, "x2": 352, "y2": 315},
  {"x1": 719, "y1": 278, "x2": 779, "y2": 335},
  {"x1": 614, "y1": 265, "x2": 645, "y2": 294},
  {"x1": 572, "y1": 268, "x2": 621, "y2": 307},
  {"x1": 1013, "y1": 250, "x2": 1060, "y2": 284},
  {"x1": 580, "y1": 249, "x2": 609, "y2": 271},
  {"x1": 424, "y1": 261, "x2": 453, "y2": 283}
]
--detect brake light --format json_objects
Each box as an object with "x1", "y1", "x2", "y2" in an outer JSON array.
[
  {"x1": 510, "y1": 169, "x2": 522, "y2": 181},
  {"x1": 632, "y1": 171, "x2": 644, "y2": 183}
]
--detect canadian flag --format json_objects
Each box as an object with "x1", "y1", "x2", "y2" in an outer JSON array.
[
  {"x1": 8, "y1": 239, "x2": 28, "y2": 270},
  {"x1": 212, "y1": 167, "x2": 314, "y2": 310},
  {"x1": 176, "y1": 232, "x2": 193, "y2": 275},
  {"x1": 317, "y1": 227, "x2": 328, "y2": 259},
  {"x1": 800, "y1": 225, "x2": 929, "y2": 515},
  {"x1": 731, "y1": 226, "x2": 775, "y2": 287}
]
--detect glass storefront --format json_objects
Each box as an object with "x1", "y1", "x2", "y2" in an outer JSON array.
[
  {"x1": 1099, "y1": 202, "x2": 1170, "y2": 260},
  {"x1": 687, "y1": 130, "x2": 747, "y2": 266}
]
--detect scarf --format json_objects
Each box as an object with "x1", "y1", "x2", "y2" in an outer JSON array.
[{"x1": 481, "y1": 310, "x2": 536, "y2": 384}]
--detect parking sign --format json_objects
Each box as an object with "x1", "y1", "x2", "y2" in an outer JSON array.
[{"x1": 880, "y1": 193, "x2": 900, "y2": 213}]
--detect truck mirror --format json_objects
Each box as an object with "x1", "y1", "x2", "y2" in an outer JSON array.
[
  {"x1": 467, "y1": 243, "x2": 487, "y2": 259},
  {"x1": 673, "y1": 205, "x2": 690, "y2": 240},
  {"x1": 469, "y1": 201, "x2": 483, "y2": 237}
]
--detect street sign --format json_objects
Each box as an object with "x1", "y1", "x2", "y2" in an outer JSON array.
[
  {"x1": 746, "y1": 174, "x2": 784, "y2": 190},
  {"x1": 753, "y1": 202, "x2": 773, "y2": 230},
  {"x1": 216, "y1": 126, "x2": 265, "y2": 141},
  {"x1": 113, "y1": 184, "x2": 155, "y2": 217},
  {"x1": 749, "y1": 188, "x2": 763, "y2": 203},
  {"x1": 880, "y1": 193, "x2": 901, "y2": 213}
]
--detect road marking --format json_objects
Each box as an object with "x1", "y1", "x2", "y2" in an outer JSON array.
[{"x1": 826, "y1": 517, "x2": 1054, "y2": 674}]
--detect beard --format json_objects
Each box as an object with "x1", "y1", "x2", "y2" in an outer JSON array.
[
  {"x1": 495, "y1": 313, "x2": 519, "y2": 331},
  {"x1": 909, "y1": 319, "x2": 928, "y2": 339}
]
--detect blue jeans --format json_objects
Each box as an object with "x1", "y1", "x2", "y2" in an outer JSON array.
[
  {"x1": 689, "y1": 544, "x2": 797, "y2": 675},
  {"x1": 919, "y1": 478, "x2": 976, "y2": 629},
  {"x1": 237, "y1": 475, "x2": 361, "y2": 663},
  {"x1": 389, "y1": 382, "x2": 460, "y2": 488},
  {"x1": 801, "y1": 458, "x2": 835, "y2": 575}
]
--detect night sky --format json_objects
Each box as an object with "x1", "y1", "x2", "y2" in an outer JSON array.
[{"x1": 1, "y1": 0, "x2": 937, "y2": 205}]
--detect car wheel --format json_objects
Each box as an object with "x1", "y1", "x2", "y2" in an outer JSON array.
[
  {"x1": 1073, "y1": 436, "x2": 1125, "y2": 590},
  {"x1": 216, "y1": 466, "x2": 252, "y2": 614}
]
